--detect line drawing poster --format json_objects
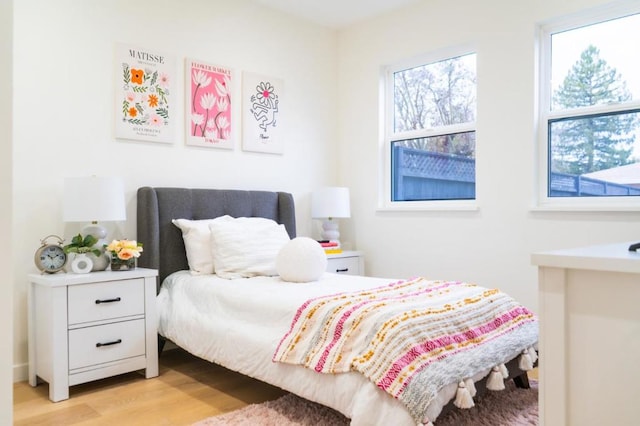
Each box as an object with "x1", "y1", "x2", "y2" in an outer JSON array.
[{"x1": 242, "y1": 72, "x2": 283, "y2": 154}]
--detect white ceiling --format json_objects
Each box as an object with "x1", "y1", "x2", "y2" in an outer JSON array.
[{"x1": 251, "y1": 0, "x2": 420, "y2": 28}]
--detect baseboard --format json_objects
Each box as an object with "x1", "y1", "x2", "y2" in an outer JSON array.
[{"x1": 13, "y1": 362, "x2": 28, "y2": 383}]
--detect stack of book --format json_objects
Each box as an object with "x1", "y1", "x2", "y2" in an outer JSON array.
[{"x1": 318, "y1": 240, "x2": 342, "y2": 254}]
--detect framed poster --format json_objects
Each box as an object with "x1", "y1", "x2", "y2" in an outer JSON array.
[
  {"x1": 185, "y1": 59, "x2": 234, "y2": 149},
  {"x1": 114, "y1": 43, "x2": 175, "y2": 143},
  {"x1": 242, "y1": 72, "x2": 283, "y2": 154}
]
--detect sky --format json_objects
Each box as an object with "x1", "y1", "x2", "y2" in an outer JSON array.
[{"x1": 551, "y1": 12, "x2": 640, "y2": 98}]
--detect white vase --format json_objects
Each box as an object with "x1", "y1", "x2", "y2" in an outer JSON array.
[{"x1": 70, "y1": 253, "x2": 93, "y2": 274}]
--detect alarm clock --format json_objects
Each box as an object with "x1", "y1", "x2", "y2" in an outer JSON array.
[{"x1": 34, "y1": 235, "x2": 68, "y2": 274}]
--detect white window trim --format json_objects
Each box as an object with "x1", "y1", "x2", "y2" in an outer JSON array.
[
  {"x1": 378, "y1": 44, "x2": 478, "y2": 212},
  {"x1": 535, "y1": 1, "x2": 640, "y2": 212}
]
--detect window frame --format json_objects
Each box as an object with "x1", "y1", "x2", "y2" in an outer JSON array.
[
  {"x1": 536, "y1": 2, "x2": 640, "y2": 211},
  {"x1": 378, "y1": 44, "x2": 478, "y2": 212}
]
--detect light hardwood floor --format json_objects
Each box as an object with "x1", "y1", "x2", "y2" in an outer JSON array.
[{"x1": 13, "y1": 349, "x2": 286, "y2": 425}]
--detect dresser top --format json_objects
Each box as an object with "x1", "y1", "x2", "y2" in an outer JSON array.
[{"x1": 531, "y1": 241, "x2": 640, "y2": 273}]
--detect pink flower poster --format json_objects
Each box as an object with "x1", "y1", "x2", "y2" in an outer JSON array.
[
  {"x1": 186, "y1": 59, "x2": 234, "y2": 149},
  {"x1": 242, "y1": 71, "x2": 283, "y2": 154},
  {"x1": 114, "y1": 43, "x2": 175, "y2": 143}
]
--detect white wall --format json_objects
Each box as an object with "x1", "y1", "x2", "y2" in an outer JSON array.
[
  {"x1": 12, "y1": 0, "x2": 337, "y2": 379},
  {"x1": 2, "y1": 0, "x2": 14, "y2": 419},
  {"x1": 336, "y1": 0, "x2": 640, "y2": 311}
]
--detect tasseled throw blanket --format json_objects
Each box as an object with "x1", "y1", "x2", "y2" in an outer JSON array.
[{"x1": 273, "y1": 277, "x2": 538, "y2": 424}]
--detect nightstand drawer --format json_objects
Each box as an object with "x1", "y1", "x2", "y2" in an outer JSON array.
[
  {"x1": 68, "y1": 279, "x2": 145, "y2": 325},
  {"x1": 326, "y1": 256, "x2": 360, "y2": 275},
  {"x1": 68, "y1": 318, "x2": 146, "y2": 370}
]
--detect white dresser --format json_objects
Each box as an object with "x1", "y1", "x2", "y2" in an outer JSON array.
[
  {"x1": 28, "y1": 268, "x2": 159, "y2": 402},
  {"x1": 532, "y1": 242, "x2": 640, "y2": 426},
  {"x1": 326, "y1": 251, "x2": 364, "y2": 276}
]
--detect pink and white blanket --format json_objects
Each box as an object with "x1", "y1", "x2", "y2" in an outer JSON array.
[{"x1": 273, "y1": 277, "x2": 538, "y2": 424}]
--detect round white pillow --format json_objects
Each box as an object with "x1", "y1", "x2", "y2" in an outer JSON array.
[{"x1": 276, "y1": 237, "x2": 327, "y2": 283}]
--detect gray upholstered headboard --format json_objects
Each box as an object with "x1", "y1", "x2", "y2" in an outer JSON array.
[{"x1": 136, "y1": 187, "x2": 296, "y2": 286}]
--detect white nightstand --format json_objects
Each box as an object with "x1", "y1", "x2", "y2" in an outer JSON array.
[
  {"x1": 28, "y1": 268, "x2": 159, "y2": 402},
  {"x1": 326, "y1": 251, "x2": 364, "y2": 276}
]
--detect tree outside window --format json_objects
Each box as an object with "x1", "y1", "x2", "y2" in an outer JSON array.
[
  {"x1": 388, "y1": 52, "x2": 477, "y2": 202},
  {"x1": 543, "y1": 10, "x2": 640, "y2": 199}
]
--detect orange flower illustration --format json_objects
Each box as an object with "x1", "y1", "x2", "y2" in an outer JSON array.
[
  {"x1": 148, "y1": 94, "x2": 159, "y2": 108},
  {"x1": 128, "y1": 107, "x2": 137, "y2": 117},
  {"x1": 131, "y1": 68, "x2": 144, "y2": 85}
]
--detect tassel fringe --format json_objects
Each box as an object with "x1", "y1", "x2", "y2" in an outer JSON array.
[
  {"x1": 499, "y1": 362, "x2": 509, "y2": 379},
  {"x1": 528, "y1": 346, "x2": 538, "y2": 364},
  {"x1": 486, "y1": 366, "x2": 506, "y2": 391},
  {"x1": 453, "y1": 380, "x2": 475, "y2": 409},
  {"x1": 425, "y1": 348, "x2": 538, "y2": 425},
  {"x1": 464, "y1": 377, "x2": 477, "y2": 397},
  {"x1": 519, "y1": 349, "x2": 534, "y2": 371}
]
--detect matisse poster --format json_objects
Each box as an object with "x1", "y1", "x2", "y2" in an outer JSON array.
[
  {"x1": 114, "y1": 43, "x2": 175, "y2": 143},
  {"x1": 186, "y1": 59, "x2": 234, "y2": 149},
  {"x1": 242, "y1": 71, "x2": 283, "y2": 154}
]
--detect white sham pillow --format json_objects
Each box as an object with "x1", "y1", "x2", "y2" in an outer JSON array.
[
  {"x1": 208, "y1": 217, "x2": 290, "y2": 279},
  {"x1": 172, "y1": 215, "x2": 233, "y2": 275}
]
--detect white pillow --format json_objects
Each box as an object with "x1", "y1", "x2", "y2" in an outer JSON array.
[
  {"x1": 276, "y1": 237, "x2": 327, "y2": 283},
  {"x1": 172, "y1": 216, "x2": 233, "y2": 275},
  {"x1": 209, "y1": 217, "x2": 291, "y2": 279}
]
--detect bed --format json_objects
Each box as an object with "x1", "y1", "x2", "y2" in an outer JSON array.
[{"x1": 137, "y1": 186, "x2": 538, "y2": 425}]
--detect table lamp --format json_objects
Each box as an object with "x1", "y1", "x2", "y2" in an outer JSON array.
[
  {"x1": 311, "y1": 186, "x2": 351, "y2": 243},
  {"x1": 63, "y1": 176, "x2": 126, "y2": 270}
]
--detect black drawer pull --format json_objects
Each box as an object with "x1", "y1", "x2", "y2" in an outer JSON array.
[
  {"x1": 95, "y1": 297, "x2": 121, "y2": 304},
  {"x1": 336, "y1": 268, "x2": 349, "y2": 273},
  {"x1": 96, "y1": 339, "x2": 122, "y2": 348}
]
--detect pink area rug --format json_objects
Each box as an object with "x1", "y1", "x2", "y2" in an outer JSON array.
[{"x1": 193, "y1": 380, "x2": 538, "y2": 425}]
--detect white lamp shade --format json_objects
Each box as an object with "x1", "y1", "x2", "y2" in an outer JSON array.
[
  {"x1": 63, "y1": 176, "x2": 126, "y2": 223},
  {"x1": 311, "y1": 187, "x2": 351, "y2": 219}
]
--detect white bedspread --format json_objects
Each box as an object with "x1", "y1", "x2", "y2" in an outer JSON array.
[{"x1": 156, "y1": 271, "x2": 519, "y2": 425}]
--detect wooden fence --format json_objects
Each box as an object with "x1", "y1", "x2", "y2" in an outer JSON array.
[
  {"x1": 392, "y1": 145, "x2": 475, "y2": 201},
  {"x1": 392, "y1": 145, "x2": 640, "y2": 201},
  {"x1": 548, "y1": 172, "x2": 640, "y2": 197}
]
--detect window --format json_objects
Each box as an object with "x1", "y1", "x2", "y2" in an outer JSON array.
[
  {"x1": 538, "y1": 4, "x2": 640, "y2": 209},
  {"x1": 381, "y1": 48, "x2": 477, "y2": 209}
]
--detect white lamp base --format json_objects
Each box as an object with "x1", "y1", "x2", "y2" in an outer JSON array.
[
  {"x1": 321, "y1": 219, "x2": 340, "y2": 242},
  {"x1": 81, "y1": 222, "x2": 110, "y2": 271},
  {"x1": 82, "y1": 222, "x2": 107, "y2": 240}
]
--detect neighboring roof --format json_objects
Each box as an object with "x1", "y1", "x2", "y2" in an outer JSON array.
[{"x1": 583, "y1": 162, "x2": 640, "y2": 184}]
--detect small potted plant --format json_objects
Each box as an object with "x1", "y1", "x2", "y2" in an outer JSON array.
[
  {"x1": 63, "y1": 234, "x2": 103, "y2": 273},
  {"x1": 63, "y1": 234, "x2": 102, "y2": 257},
  {"x1": 105, "y1": 239, "x2": 143, "y2": 271}
]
